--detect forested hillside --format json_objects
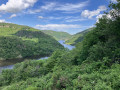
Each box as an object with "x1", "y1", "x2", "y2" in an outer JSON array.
[
  {"x1": 65, "y1": 28, "x2": 93, "y2": 45},
  {"x1": 0, "y1": 1, "x2": 120, "y2": 90},
  {"x1": 0, "y1": 23, "x2": 64, "y2": 60},
  {"x1": 41, "y1": 30, "x2": 71, "y2": 40}
]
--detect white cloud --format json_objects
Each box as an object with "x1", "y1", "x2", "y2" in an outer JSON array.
[
  {"x1": 81, "y1": 5, "x2": 107, "y2": 19},
  {"x1": 9, "y1": 14, "x2": 17, "y2": 18},
  {"x1": 55, "y1": 1, "x2": 88, "y2": 13},
  {"x1": 96, "y1": 14, "x2": 104, "y2": 22},
  {"x1": 0, "y1": 19, "x2": 6, "y2": 23},
  {"x1": 41, "y1": 2, "x2": 56, "y2": 11},
  {"x1": 111, "y1": 0, "x2": 117, "y2": 3},
  {"x1": 0, "y1": 0, "x2": 38, "y2": 13},
  {"x1": 96, "y1": 14, "x2": 104, "y2": 19},
  {"x1": 35, "y1": 24, "x2": 91, "y2": 34},
  {"x1": 96, "y1": 9, "x2": 119, "y2": 23},
  {"x1": 96, "y1": 11, "x2": 114, "y2": 23},
  {"x1": 35, "y1": 24, "x2": 84, "y2": 34},
  {"x1": 38, "y1": 16, "x2": 63, "y2": 20},
  {"x1": 107, "y1": 14, "x2": 112, "y2": 19},
  {"x1": 48, "y1": 16, "x2": 63, "y2": 20},
  {"x1": 37, "y1": 16, "x2": 86, "y2": 22},
  {"x1": 64, "y1": 16, "x2": 86, "y2": 22},
  {"x1": 38, "y1": 16, "x2": 44, "y2": 19},
  {"x1": 66, "y1": 18, "x2": 86, "y2": 22},
  {"x1": 27, "y1": 9, "x2": 41, "y2": 14},
  {"x1": 98, "y1": 5, "x2": 107, "y2": 11},
  {"x1": 27, "y1": 2, "x2": 56, "y2": 14},
  {"x1": 28, "y1": 1, "x2": 88, "y2": 14},
  {"x1": 96, "y1": 14, "x2": 112, "y2": 20},
  {"x1": 36, "y1": 24, "x2": 81, "y2": 30},
  {"x1": 26, "y1": 2, "x2": 56, "y2": 14}
]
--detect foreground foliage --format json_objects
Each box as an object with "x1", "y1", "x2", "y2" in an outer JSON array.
[{"x1": 0, "y1": 50, "x2": 119, "y2": 90}]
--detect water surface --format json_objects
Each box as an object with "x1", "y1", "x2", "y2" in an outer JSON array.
[
  {"x1": 58, "y1": 40, "x2": 75, "y2": 50},
  {"x1": 0, "y1": 40, "x2": 74, "y2": 73}
]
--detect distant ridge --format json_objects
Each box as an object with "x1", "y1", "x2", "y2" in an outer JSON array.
[
  {"x1": 65, "y1": 28, "x2": 94, "y2": 45},
  {"x1": 41, "y1": 30, "x2": 72, "y2": 40}
]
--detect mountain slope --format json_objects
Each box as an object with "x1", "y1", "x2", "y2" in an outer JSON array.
[
  {"x1": 41, "y1": 30, "x2": 71, "y2": 40},
  {"x1": 0, "y1": 23, "x2": 64, "y2": 60},
  {"x1": 65, "y1": 28, "x2": 94, "y2": 45}
]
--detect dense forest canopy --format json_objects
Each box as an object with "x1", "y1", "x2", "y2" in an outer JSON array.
[
  {"x1": 0, "y1": 1, "x2": 120, "y2": 90},
  {"x1": 0, "y1": 23, "x2": 64, "y2": 60}
]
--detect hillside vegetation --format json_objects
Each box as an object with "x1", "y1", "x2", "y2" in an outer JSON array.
[
  {"x1": 41, "y1": 30, "x2": 71, "y2": 40},
  {"x1": 0, "y1": 1, "x2": 120, "y2": 90},
  {"x1": 0, "y1": 23, "x2": 64, "y2": 60},
  {"x1": 65, "y1": 28, "x2": 93, "y2": 45}
]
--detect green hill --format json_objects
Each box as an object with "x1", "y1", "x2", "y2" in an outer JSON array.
[
  {"x1": 65, "y1": 28, "x2": 94, "y2": 45},
  {"x1": 41, "y1": 30, "x2": 71, "y2": 40},
  {"x1": 0, "y1": 23, "x2": 64, "y2": 60}
]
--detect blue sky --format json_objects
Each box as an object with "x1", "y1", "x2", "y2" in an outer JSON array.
[{"x1": 0, "y1": 0, "x2": 116, "y2": 34}]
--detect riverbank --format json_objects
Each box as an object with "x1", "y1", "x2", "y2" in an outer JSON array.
[{"x1": 0, "y1": 40, "x2": 75, "y2": 73}]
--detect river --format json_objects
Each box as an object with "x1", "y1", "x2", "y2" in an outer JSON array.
[{"x1": 0, "y1": 40, "x2": 75, "y2": 73}]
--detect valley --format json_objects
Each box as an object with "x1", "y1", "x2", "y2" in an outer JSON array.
[
  {"x1": 0, "y1": 40, "x2": 75, "y2": 73},
  {"x1": 0, "y1": 1, "x2": 120, "y2": 90}
]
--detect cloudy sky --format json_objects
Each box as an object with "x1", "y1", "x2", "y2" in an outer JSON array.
[{"x1": 0, "y1": 0, "x2": 116, "y2": 34}]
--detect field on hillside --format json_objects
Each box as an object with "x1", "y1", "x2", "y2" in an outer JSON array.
[{"x1": 0, "y1": 23, "x2": 64, "y2": 60}]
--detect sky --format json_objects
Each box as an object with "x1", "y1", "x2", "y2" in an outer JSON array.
[{"x1": 0, "y1": 0, "x2": 117, "y2": 34}]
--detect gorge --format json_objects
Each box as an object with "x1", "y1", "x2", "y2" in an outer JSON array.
[{"x1": 0, "y1": 40, "x2": 75, "y2": 73}]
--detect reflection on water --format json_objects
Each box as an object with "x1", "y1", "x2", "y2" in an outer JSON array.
[
  {"x1": 0, "y1": 57, "x2": 49, "y2": 73},
  {"x1": 58, "y1": 40, "x2": 75, "y2": 50},
  {"x1": 0, "y1": 58, "x2": 25, "y2": 67},
  {"x1": 39, "y1": 57, "x2": 49, "y2": 60},
  {"x1": 0, "y1": 40, "x2": 74, "y2": 73},
  {"x1": 0, "y1": 65, "x2": 14, "y2": 73}
]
